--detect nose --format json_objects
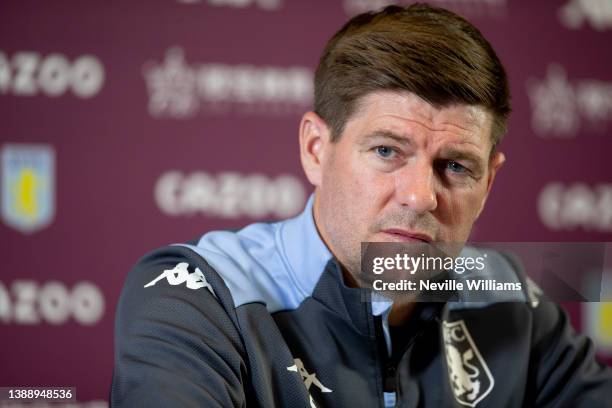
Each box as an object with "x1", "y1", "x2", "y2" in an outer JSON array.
[{"x1": 395, "y1": 160, "x2": 438, "y2": 213}]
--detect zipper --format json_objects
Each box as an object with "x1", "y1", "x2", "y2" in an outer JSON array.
[{"x1": 379, "y1": 305, "x2": 444, "y2": 407}]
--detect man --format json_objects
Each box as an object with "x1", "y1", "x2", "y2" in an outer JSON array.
[{"x1": 111, "y1": 4, "x2": 612, "y2": 407}]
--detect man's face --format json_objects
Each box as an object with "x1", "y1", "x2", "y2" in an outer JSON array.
[{"x1": 300, "y1": 91, "x2": 505, "y2": 275}]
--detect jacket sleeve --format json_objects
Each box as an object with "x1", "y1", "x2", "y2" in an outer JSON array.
[
  {"x1": 529, "y1": 299, "x2": 612, "y2": 407},
  {"x1": 110, "y1": 247, "x2": 249, "y2": 407}
]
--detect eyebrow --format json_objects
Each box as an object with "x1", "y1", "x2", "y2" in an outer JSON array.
[{"x1": 362, "y1": 130, "x2": 413, "y2": 146}]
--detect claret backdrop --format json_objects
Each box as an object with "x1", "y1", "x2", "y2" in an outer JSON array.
[{"x1": 1, "y1": 0, "x2": 611, "y2": 406}]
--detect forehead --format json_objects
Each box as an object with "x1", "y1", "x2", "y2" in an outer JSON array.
[{"x1": 345, "y1": 91, "x2": 493, "y2": 147}]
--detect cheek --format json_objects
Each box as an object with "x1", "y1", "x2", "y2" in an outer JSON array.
[
  {"x1": 325, "y1": 151, "x2": 369, "y2": 198},
  {"x1": 441, "y1": 186, "x2": 487, "y2": 227},
  {"x1": 345, "y1": 159, "x2": 394, "y2": 218},
  {"x1": 322, "y1": 154, "x2": 387, "y2": 230}
]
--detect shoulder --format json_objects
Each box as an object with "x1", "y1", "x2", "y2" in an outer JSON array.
[
  {"x1": 117, "y1": 243, "x2": 237, "y2": 321},
  {"x1": 122, "y1": 219, "x2": 305, "y2": 315}
]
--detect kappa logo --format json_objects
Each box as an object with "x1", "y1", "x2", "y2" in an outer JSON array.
[
  {"x1": 1, "y1": 144, "x2": 55, "y2": 234},
  {"x1": 443, "y1": 320, "x2": 494, "y2": 407},
  {"x1": 287, "y1": 358, "x2": 332, "y2": 408},
  {"x1": 144, "y1": 262, "x2": 216, "y2": 296}
]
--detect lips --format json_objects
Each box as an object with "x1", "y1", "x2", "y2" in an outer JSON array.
[{"x1": 380, "y1": 229, "x2": 433, "y2": 243}]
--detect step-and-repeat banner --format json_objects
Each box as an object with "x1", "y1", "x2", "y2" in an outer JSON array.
[{"x1": 1, "y1": 0, "x2": 611, "y2": 405}]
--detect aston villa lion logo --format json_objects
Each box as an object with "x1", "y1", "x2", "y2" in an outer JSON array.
[
  {"x1": 443, "y1": 320, "x2": 494, "y2": 407},
  {"x1": 1, "y1": 144, "x2": 55, "y2": 234}
]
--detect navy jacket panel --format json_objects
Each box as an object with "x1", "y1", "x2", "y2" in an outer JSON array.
[{"x1": 111, "y1": 242, "x2": 612, "y2": 407}]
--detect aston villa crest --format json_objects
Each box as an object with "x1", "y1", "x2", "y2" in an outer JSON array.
[
  {"x1": 443, "y1": 320, "x2": 494, "y2": 407},
  {"x1": 1, "y1": 144, "x2": 55, "y2": 234}
]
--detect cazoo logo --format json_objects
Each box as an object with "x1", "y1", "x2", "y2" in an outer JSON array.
[
  {"x1": 538, "y1": 182, "x2": 612, "y2": 232},
  {"x1": 177, "y1": 0, "x2": 282, "y2": 10},
  {"x1": 0, "y1": 50, "x2": 105, "y2": 98},
  {"x1": 155, "y1": 170, "x2": 306, "y2": 219},
  {"x1": 0, "y1": 280, "x2": 105, "y2": 326}
]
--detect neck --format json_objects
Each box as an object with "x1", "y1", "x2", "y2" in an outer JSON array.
[
  {"x1": 388, "y1": 300, "x2": 416, "y2": 326},
  {"x1": 312, "y1": 193, "x2": 416, "y2": 327}
]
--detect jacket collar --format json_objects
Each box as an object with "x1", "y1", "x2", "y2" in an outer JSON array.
[{"x1": 278, "y1": 194, "x2": 333, "y2": 298}]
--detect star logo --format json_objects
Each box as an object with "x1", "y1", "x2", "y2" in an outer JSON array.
[
  {"x1": 142, "y1": 47, "x2": 199, "y2": 118},
  {"x1": 527, "y1": 64, "x2": 579, "y2": 137}
]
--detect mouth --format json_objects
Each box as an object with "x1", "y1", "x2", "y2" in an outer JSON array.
[{"x1": 380, "y1": 229, "x2": 433, "y2": 243}]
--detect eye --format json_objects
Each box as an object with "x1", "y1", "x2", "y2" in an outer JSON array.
[
  {"x1": 446, "y1": 160, "x2": 468, "y2": 174},
  {"x1": 374, "y1": 146, "x2": 395, "y2": 159}
]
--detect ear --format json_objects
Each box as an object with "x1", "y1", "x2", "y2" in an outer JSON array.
[
  {"x1": 476, "y1": 151, "x2": 506, "y2": 218},
  {"x1": 299, "y1": 111, "x2": 331, "y2": 187}
]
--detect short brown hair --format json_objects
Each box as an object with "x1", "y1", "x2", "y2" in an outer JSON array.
[{"x1": 314, "y1": 4, "x2": 511, "y2": 149}]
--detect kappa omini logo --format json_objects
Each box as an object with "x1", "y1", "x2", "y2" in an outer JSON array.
[
  {"x1": 287, "y1": 358, "x2": 332, "y2": 408},
  {"x1": 443, "y1": 320, "x2": 494, "y2": 407},
  {"x1": 1, "y1": 144, "x2": 55, "y2": 234},
  {"x1": 144, "y1": 262, "x2": 216, "y2": 296}
]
